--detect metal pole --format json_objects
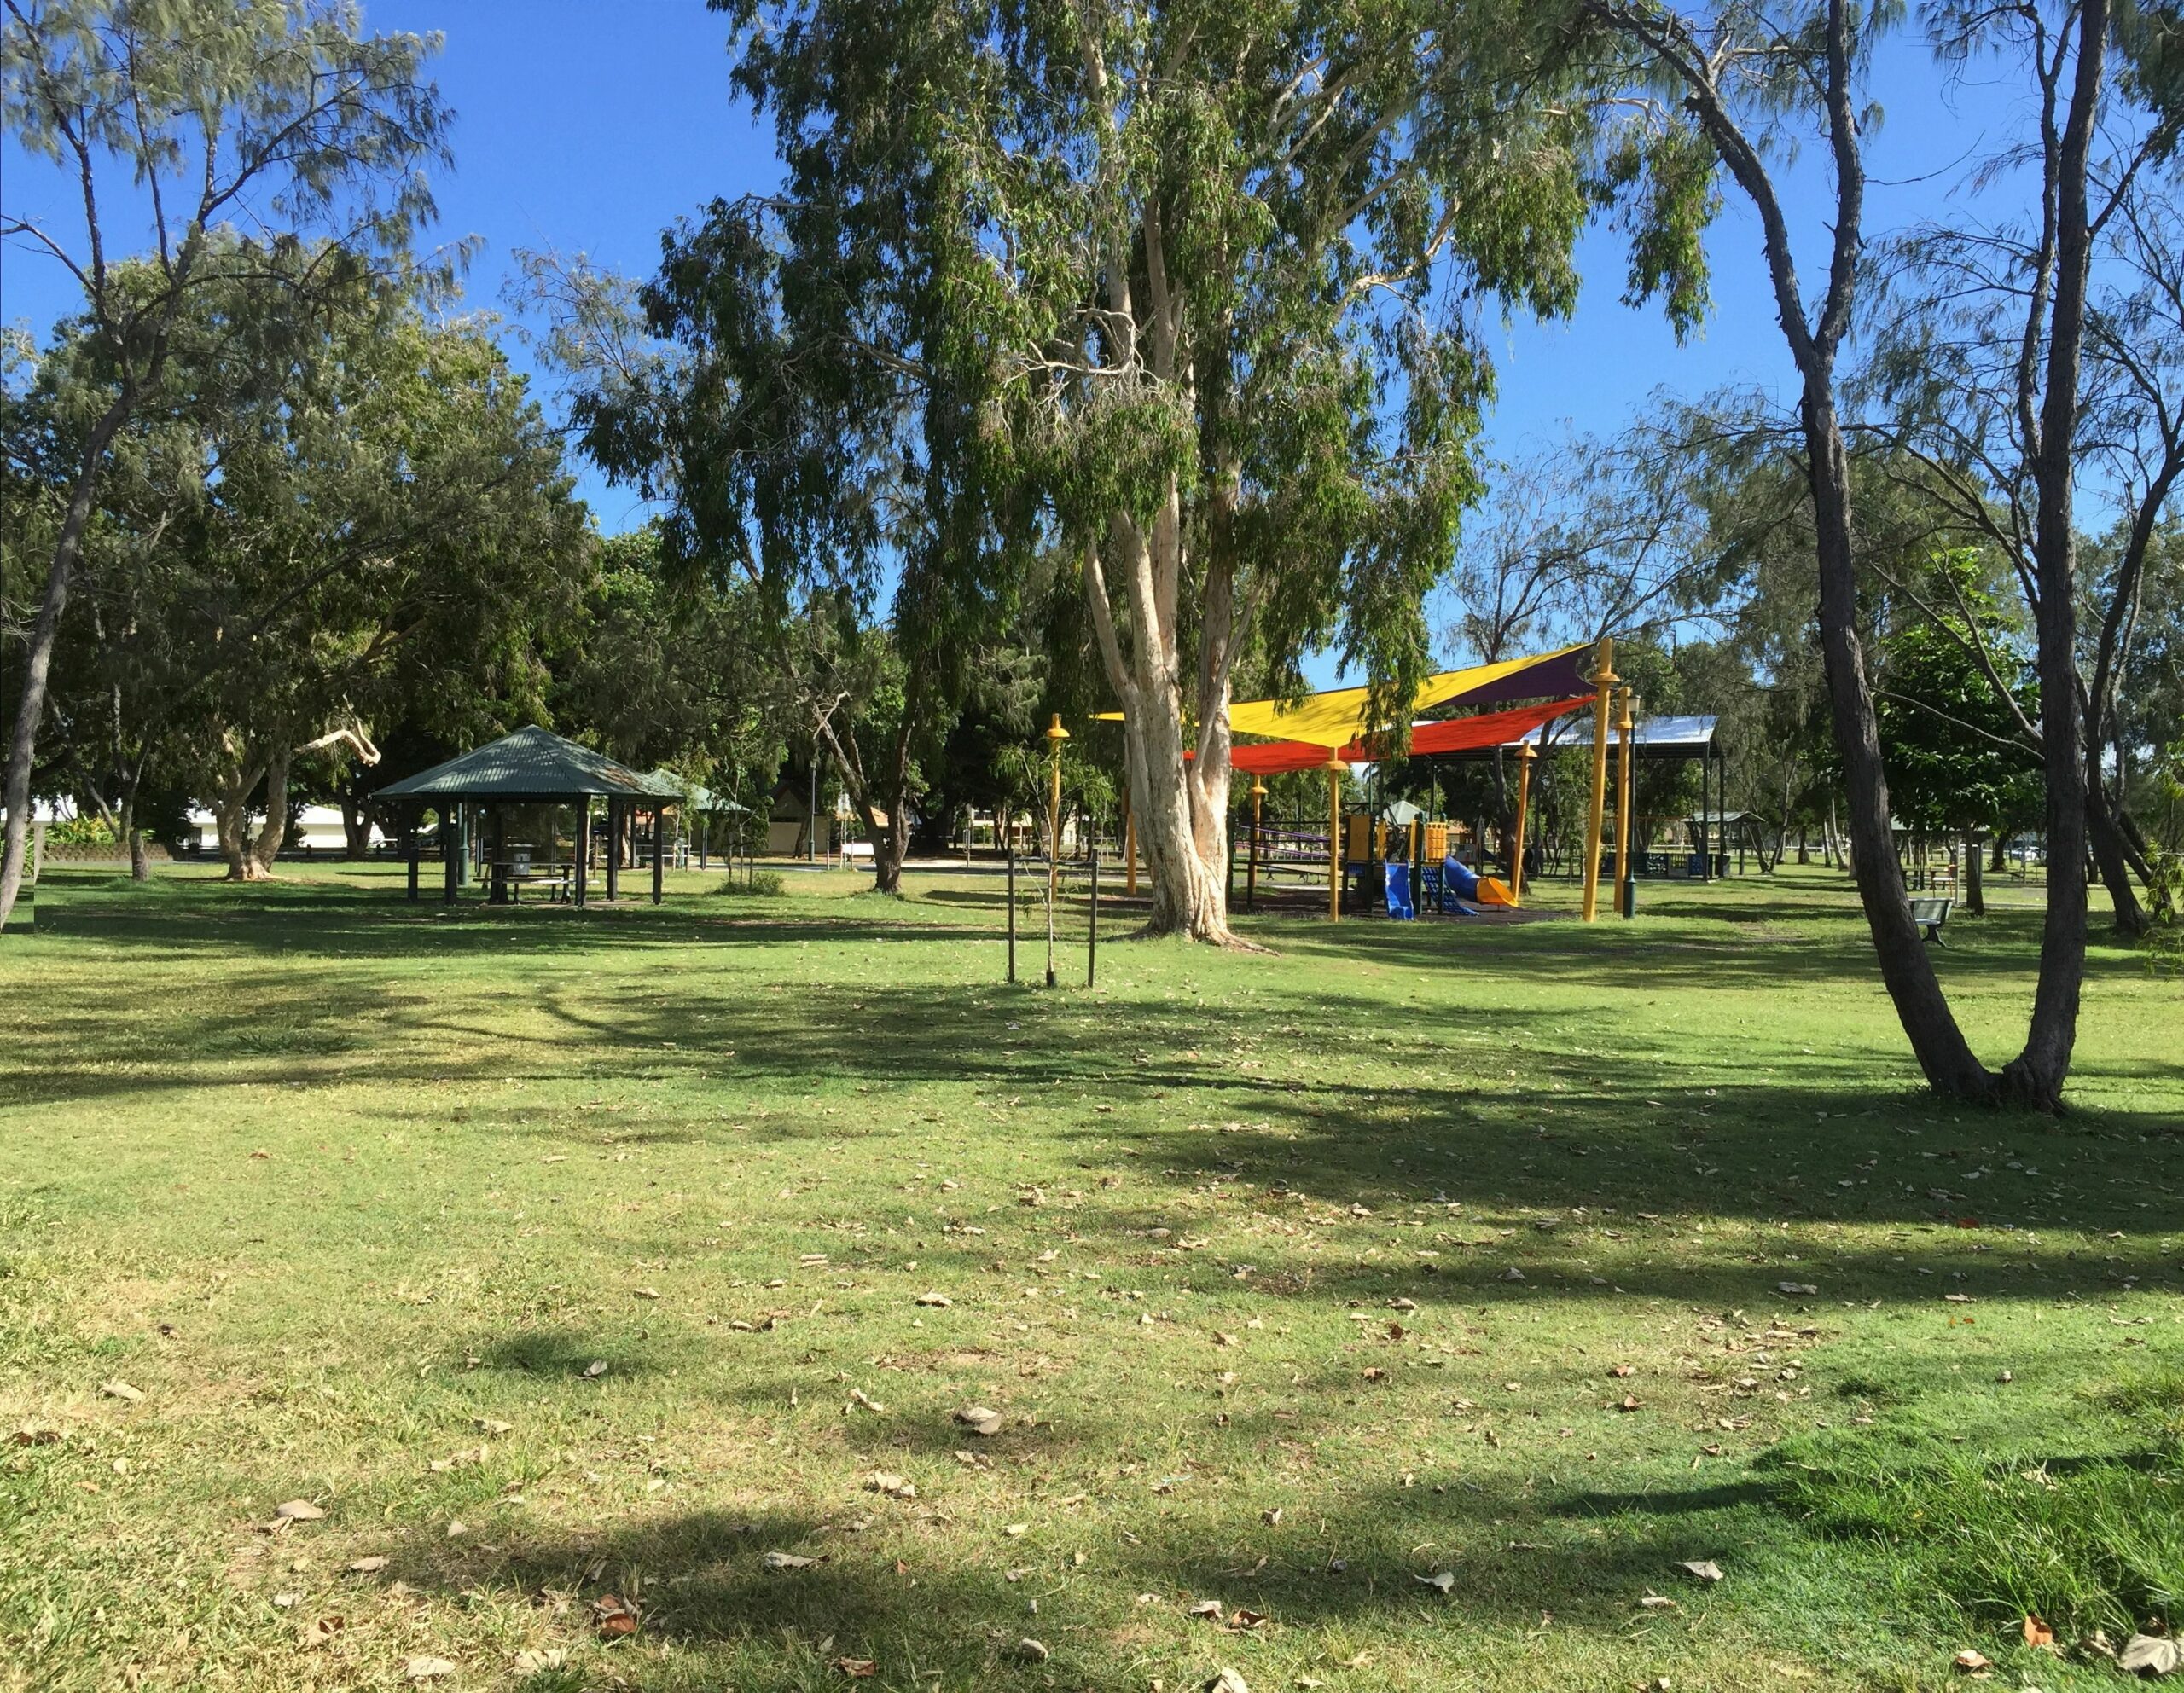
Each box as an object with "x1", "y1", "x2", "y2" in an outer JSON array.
[
  {"x1": 1044, "y1": 716, "x2": 1068, "y2": 989},
  {"x1": 652, "y1": 806, "x2": 665, "y2": 904},
  {"x1": 573, "y1": 799, "x2": 587, "y2": 906},
  {"x1": 1616, "y1": 689, "x2": 1637, "y2": 919},
  {"x1": 1326, "y1": 754, "x2": 1345, "y2": 923},
  {"x1": 1581, "y1": 636, "x2": 1618, "y2": 921},
  {"x1": 441, "y1": 812, "x2": 459, "y2": 905},
  {"x1": 1087, "y1": 845, "x2": 1098, "y2": 988},
  {"x1": 1510, "y1": 743, "x2": 1536, "y2": 907},
  {"x1": 1247, "y1": 779, "x2": 1264, "y2": 913},
  {"x1": 1006, "y1": 839, "x2": 1017, "y2": 983}
]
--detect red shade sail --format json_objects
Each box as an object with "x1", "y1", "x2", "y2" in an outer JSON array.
[{"x1": 1230, "y1": 695, "x2": 1593, "y2": 775}]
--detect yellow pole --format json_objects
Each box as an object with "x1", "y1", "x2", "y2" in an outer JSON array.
[
  {"x1": 1511, "y1": 741, "x2": 1536, "y2": 907},
  {"x1": 1044, "y1": 715, "x2": 1070, "y2": 987},
  {"x1": 1615, "y1": 688, "x2": 1637, "y2": 919},
  {"x1": 1326, "y1": 752, "x2": 1345, "y2": 923},
  {"x1": 1247, "y1": 778, "x2": 1265, "y2": 911},
  {"x1": 1580, "y1": 636, "x2": 1618, "y2": 922},
  {"x1": 1045, "y1": 716, "x2": 1069, "y2": 901}
]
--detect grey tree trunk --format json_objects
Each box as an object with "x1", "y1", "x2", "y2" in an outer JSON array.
[{"x1": 0, "y1": 400, "x2": 131, "y2": 931}]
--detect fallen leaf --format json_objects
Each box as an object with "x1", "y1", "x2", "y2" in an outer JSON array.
[
  {"x1": 581, "y1": 1360, "x2": 608, "y2": 1378},
  {"x1": 405, "y1": 1657, "x2": 457, "y2": 1682},
  {"x1": 865, "y1": 1471, "x2": 917, "y2": 1499},
  {"x1": 1262, "y1": 1506, "x2": 1284, "y2": 1527},
  {"x1": 915, "y1": 1292, "x2": 952, "y2": 1307},
  {"x1": 476, "y1": 1418, "x2": 513, "y2": 1435},
  {"x1": 13, "y1": 1424, "x2": 61, "y2": 1446},
  {"x1": 346, "y1": 1556, "x2": 389, "y2": 1574},
  {"x1": 1205, "y1": 1670, "x2": 1252, "y2": 1693},
  {"x1": 833, "y1": 1656, "x2": 877, "y2": 1678},
  {"x1": 763, "y1": 1551, "x2": 819, "y2": 1569},
  {"x1": 1014, "y1": 1638, "x2": 1051, "y2": 1662},
  {"x1": 299, "y1": 1615, "x2": 345, "y2": 1648},
  {"x1": 955, "y1": 1405, "x2": 1003, "y2": 1435},
  {"x1": 274, "y1": 1499, "x2": 326, "y2": 1522},
  {"x1": 592, "y1": 1593, "x2": 638, "y2": 1638},
  {"x1": 2120, "y1": 1635, "x2": 2184, "y2": 1677},
  {"x1": 1639, "y1": 1594, "x2": 1676, "y2": 1609},
  {"x1": 513, "y1": 1648, "x2": 568, "y2": 1676},
  {"x1": 1610, "y1": 1365, "x2": 1636, "y2": 1379},
  {"x1": 1777, "y1": 1282, "x2": 1818, "y2": 1296},
  {"x1": 1677, "y1": 1560, "x2": 1723, "y2": 1582},
  {"x1": 2024, "y1": 1615, "x2": 2056, "y2": 1650},
  {"x1": 99, "y1": 1380, "x2": 144, "y2": 1403},
  {"x1": 1617, "y1": 1395, "x2": 1644, "y2": 1412},
  {"x1": 444, "y1": 1519, "x2": 467, "y2": 1539},
  {"x1": 1231, "y1": 1609, "x2": 1269, "y2": 1629},
  {"x1": 1952, "y1": 1649, "x2": 1992, "y2": 1672},
  {"x1": 1415, "y1": 1570, "x2": 1455, "y2": 1593},
  {"x1": 1944, "y1": 1293, "x2": 1973, "y2": 1304},
  {"x1": 1188, "y1": 1597, "x2": 1225, "y2": 1618}
]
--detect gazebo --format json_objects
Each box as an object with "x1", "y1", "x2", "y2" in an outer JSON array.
[{"x1": 376, "y1": 727, "x2": 685, "y2": 905}]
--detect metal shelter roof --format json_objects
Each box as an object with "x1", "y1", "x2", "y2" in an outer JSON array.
[
  {"x1": 1516, "y1": 713, "x2": 1720, "y2": 756},
  {"x1": 651, "y1": 772, "x2": 750, "y2": 814},
  {"x1": 376, "y1": 727, "x2": 685, "y2": 801}
]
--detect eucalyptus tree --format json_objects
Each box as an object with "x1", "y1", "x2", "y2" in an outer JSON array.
[
  {"x1": 0, "y1": 0, "x2": 451, "y2": 926},
  {"x1": 1867, "y1": 160, "x2": 2184, "y2": 935},
  {"x1": 714, "y1": 0, "x2": 1697, "y2": 938},
  {"x1": 1577, "y1": 0, "x2": 2179, "y2": 1108}
]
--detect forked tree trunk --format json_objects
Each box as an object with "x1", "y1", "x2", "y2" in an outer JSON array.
[
  {"x1": 249, "y1": 747, "x2": 293, "y2": 877},
  {"x1": 2085, "y1": 781, "x2": 2149, "y2": 936}
]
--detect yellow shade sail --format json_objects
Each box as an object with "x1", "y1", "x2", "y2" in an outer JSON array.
[{"x1": 1225, "y1": 643, "x2": 1593, "y2": 746}]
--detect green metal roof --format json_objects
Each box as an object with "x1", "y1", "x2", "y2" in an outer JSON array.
[
  {"x1": 649, "y1": 771, "x2": 750, "y2": 814},
  {"x1": 376, "y1": 727, "x2": 684, "y2": 801}
]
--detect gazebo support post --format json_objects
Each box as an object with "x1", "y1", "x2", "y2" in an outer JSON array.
[
  {"x1": 1326, "y1": 752, "x2": 1345, "y2": 923},
  {"x1": 652, "y1": 807, "x2": 665, "y2": 904},
  {"x1": 573, "y1": 798, "x2": 588, "y2": 906},
  {"x1": 406, "y1": 815, "x2": 420, "y2": 902},
  {"x1": 441, "y1": 811, "x2": 459, "y2": 904},
  {"x1": 606, "y1": 798, "x2": 621, "y2": 901},
  {"x1": 1616, "y1": 690, "x2": 1637, "y2": 919}
]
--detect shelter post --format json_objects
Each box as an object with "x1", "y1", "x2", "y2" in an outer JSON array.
[
  {"x1": 1006, "y1": 840, "x2": 1017, "y2": 983},
  {"x1": 1045, "y1": 716, "x2": 1068, "y2": 989},
  {"x1": 1511, "y1": 744, "x2": 1536, "y2": 907},
  {"x1": 1247, "y1": 779, "x2": 1265, "y2": 913},
  {"x1": 1617, "y1": 690, "x2": 1638, "y2": 919},
  {"x1": 1326, "y1": 751, "x2": 1345, "y2": 923},
  {"x1": 606, "y1": 798, "x2": 621, "y2": 901},
  {"x1": 406, "y1": 817, "x2": 420, "y2": 902},
  {"x1": 573, "y1": 799, "x2": 588, "y2": 906},
  {"x1": 1581, "y1": 637, "x2": 1618, "y2": 921},
  {"x1": 652, "y1": 806, "x2": 665, "y2": 905},
  {"x1": 1087, "y1": 846, "x2": 1098, "y2": 988},
  {"x1": 441, "y1": 811, "x2": 459, "y2": 904}
]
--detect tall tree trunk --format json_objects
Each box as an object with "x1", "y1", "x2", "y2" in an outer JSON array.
[
  {"x1": 1805, "y1": 396, "x2": 1995, "y2": 1097},
  {"x1": 2085, "y1": 780, "x2": 2149, "y2": 936},
  {"x1": 1962, "y1": 828, "x2": 1985, "y2": 917},
  {"x1": 2001, "y1": 0, "x2": 2108, "y2": 1111},
  {"x1": 1083, "y1": 496, "x2": 1236, "y2": 943},
  {"x1": 248, "y1": 746, "x2": 293, "y2": 878},
  {"x1": 0, "y1": 399, "x2": 131, "y2": 931},
  {"x1": 213, "y1": 741, "x2": 276, "y2": 882},
  {"x1": 341, "y1": 791, "x2": 371, "y2": 859}
]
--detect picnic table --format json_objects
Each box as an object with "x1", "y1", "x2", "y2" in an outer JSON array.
[{"x1": 488, "y1": 858, "x2": 573, "y2": 904}]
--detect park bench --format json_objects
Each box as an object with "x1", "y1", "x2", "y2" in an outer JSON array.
[{"x1": 1909, "y1": 895, "x2": 1953, "y2": 945}]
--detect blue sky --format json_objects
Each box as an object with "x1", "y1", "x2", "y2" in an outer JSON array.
[{"x1": 3, "y1": 3, "x2": 2033, "y2": 670}]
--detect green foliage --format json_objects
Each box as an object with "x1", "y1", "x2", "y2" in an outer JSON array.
[{"x1": 1875, "y1": 553, "x2": 2043, "y2": 838}]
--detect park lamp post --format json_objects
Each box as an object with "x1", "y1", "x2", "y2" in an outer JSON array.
[{"x1": 1045, "y1": 714, "x2": 1068, "y2": 988}]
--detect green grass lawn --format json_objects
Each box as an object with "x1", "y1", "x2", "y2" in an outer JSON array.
[{"x1": 1, "y1": 860, "x2": 2178, "y2": 1693}]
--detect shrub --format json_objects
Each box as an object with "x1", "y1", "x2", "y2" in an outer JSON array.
[{"x1": 717, "y1": 871, "x2": 784, "y2": 898}]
